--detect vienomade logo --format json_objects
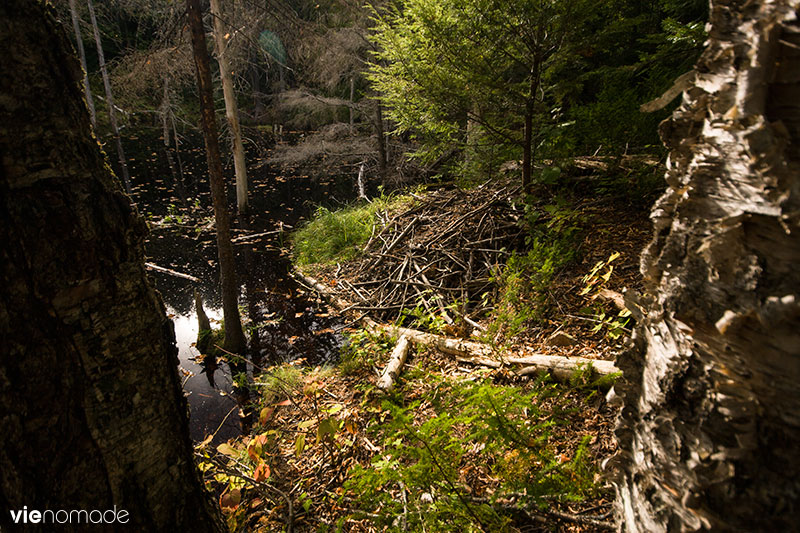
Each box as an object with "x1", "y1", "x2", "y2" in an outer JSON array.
[{"x1": 9, "y1": 506, "x2": 130, "y2": 525}]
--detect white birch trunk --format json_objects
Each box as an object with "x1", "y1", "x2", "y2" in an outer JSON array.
[
  {"x1": 86, "y1": 0, "x2": 131, "y2": 194},
  {"x1": 67, "y1": 0, "x2": 96, "y2": 128},
  {"x1": 209, "y1": 0, "x2": 249, "y2": 216},
  {"x1": 612, "y1": 2, "x2": 800, "y2": 531}
]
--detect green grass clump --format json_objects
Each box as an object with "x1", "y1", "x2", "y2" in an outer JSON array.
[
  {"x1": 257, "y1": 364, "x2": 305, "y2": 405},
  {"x1": 293, "y1": 193, "x2": 414, "y2": 265}
]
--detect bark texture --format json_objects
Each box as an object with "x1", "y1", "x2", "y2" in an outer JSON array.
[
  {"x1": 612, "y1": 1, "x2": 800, "y2": 531},
  {"x1": 186, "y1": 0, "x2": 247, "y2": 354},
  {"x1": 0, "y1": 1, "x2": 222, "y2": 530}
]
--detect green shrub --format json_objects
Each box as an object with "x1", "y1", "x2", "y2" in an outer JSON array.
[
  {"x1": 487, "y1": 199, "x2": 584, "y2": 340},
  {"x1": 339, "y1": 330, "x2": 394, "y2": 376}
]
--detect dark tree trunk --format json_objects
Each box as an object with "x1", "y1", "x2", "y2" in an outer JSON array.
[
  {"x1": 522, "y1": 59, "x2": 542, "y2": 193},
  {"x1": 522, "y1": 109, "x2": 532, "y2": 192},
  {"x1": 612, "y1": 1, "x2": 800, "y2": 531},
  {"x1": 185, "y1": 0, "x2": 247, "y2": 355},
  {"x1": 0, "y1": 1, "x2": 223, "y2": 531}
]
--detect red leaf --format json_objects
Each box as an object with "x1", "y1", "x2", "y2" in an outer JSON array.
[
  {"x1": 253, "y1": 461, "x2": 271, "y2": 482},
  {"x1": 259, "y1": 407, "x2": 274, "y2": 425},
  {"x1": 220, "y1": 488, "x2": 241, "y2": 511}
]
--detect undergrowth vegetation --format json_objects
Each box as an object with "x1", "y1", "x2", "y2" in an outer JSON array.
[
  {"x1": 345, "y1": 370, "x2": 604, "y2": 532},
  {"x1": 487, "y1": 195, "x2": 585, "y2": 341},
  {"x1": 196, "y1": 341, "x2": 616, "y2": 531}
]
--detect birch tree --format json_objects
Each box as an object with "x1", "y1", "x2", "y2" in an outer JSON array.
[
  {"x1": 67, "y1": 0, "x2": 96, "y2": 128},
  {"x1": 613, "y1": 0, "x2": 800, "y2": 530},
  {"x1": 86, "y1": 0, "x2": 131, "y2": 194},
  {"x1": 210, "y1": 0, "x2": 249, "y2": 216}
]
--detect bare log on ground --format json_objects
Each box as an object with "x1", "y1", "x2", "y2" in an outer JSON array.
[
  {"x1": 377, "y1": 335, "x2": 411, "y2": 392},
  {"x1": 595, "y1": 288, "x2": 626, "y2": 310},
  {"x1": 145, "y1": 262, "x2": 201, "y2": 282},
  {"x1": 292, "y1": 270, "x2": 620, "y2": 380},
  {"x1": 230, "y1": 229, "x2": 283, "y2": 243}
]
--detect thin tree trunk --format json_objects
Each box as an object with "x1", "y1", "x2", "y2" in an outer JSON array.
[
  {"x1": 375, "y1": 98, "x2": 387, "y2": 178},
  {"x1": 349, "y1": 76, "x2": 355, "y2": 134},
  {"x1": 613, "y1": 1, "x2": 800, "y2": 530},
  {"x1": 209, "y1": 0, "x2": 249, "y2": 216},
  {"x1": 86, "y1": 0, "x2": 131, "y2": 194},
  {"x1": 0, "y1": 1, "x2": 223, "y2": 529},
  {"x1": 186, "y1": 0, "x2": 247, "y2": 355},
  {"x1": 161, "y1": 77, "x2": 187, "y2": 204},
  {"x1": 251, "y1": 67, "x2": 264, "y2": 121},
  {"x1": 67, "y1": 0, "x2": 96, "y2": 128},
  {"x1": 522, "y1": 60, "x2": 541, "y2": 193},
  {"x1": 172, "y1": 113, "x2": 188, "y2": 192},
  {"x1": 522, "y1": 110, "x2": 532, "y2": 192}
]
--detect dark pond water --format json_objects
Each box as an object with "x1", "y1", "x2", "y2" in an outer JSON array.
[{"x1": 126, "y1": 129, "x2": 360, "y2": 444}]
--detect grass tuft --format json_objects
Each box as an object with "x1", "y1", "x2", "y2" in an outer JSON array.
[{"x1": 292, "y1": 193, "x2": 414, "y2": 265}]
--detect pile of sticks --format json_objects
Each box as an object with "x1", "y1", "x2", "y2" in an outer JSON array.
[{"x1": 334, "y1": 183, "x2": 526, "y2": 328}]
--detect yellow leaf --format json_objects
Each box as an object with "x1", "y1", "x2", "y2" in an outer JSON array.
[
  {"x1": 217, "y1": 443, "x2": 237, "y2": 457},
  {"x1": 247, "y1": 439, "x2": 262, "y2": 462},
  {"x1": 326, "y1": 403, "x2": 344, "y2": 415},
  {"x1": 298, "y1": 419, "x2": 316, "y2": 430},
  {"x1": 195, "y1": 434, "x2": 213, "y2": 450}
]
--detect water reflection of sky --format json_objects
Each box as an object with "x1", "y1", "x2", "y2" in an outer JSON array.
[{"x1": 168, "y1": 305, "x2": 242, "y2": 444}]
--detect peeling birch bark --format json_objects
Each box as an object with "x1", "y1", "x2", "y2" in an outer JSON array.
[{"x1": 612, "y1": 2, "x2": 800, "y2": 531}]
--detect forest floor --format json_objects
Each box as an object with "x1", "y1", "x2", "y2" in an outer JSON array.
[{"x1": 194, "y1": 155, "x2": 662, "y2": 532}]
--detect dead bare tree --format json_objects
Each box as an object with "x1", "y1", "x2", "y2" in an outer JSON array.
[
  {"x1": 86, "y1": 0, "x2": 131, "y2": 194},
  {"x1": 210, "y1": 0, "x2": 249, "y2": 216}
]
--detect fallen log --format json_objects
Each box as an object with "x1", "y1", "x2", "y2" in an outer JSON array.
[
  {"x1": 231, "y1": 229, "x2": 283, "y2": 243},
  {"x1": 377, "y1": 334, "x2": 411, "y2": 392},
  {"x1": 595, "y1": 288, "x2": 626, "y2": 310},
  {"x1": 506, "y1": 354, "x2": 618, "y2": 381},
  {"x1": 145, "y1": 262, "x2": 201, "y2": 282},
  {"x1": 291, "y1": 269, "x2": 620, "y2": 381}
]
